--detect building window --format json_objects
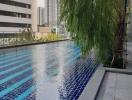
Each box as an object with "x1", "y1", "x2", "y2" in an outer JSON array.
[
  {"x1": 0, "y1": 0, "x2": 31, "y2": 9},
  {"x1": 0, "y1": 10, "x2": 31, "y2": 18},
  {"x1": 0, "y1": 22, "x2": 31, "y2": 28}
]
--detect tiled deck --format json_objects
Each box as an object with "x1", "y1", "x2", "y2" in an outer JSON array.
[{"x1": 96, "y1": 72, "x2": 132, "y2": 100}]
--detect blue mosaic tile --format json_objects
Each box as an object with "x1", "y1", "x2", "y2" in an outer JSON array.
[
  {"x1": 0, "y1": 53, "x2": 30, "y2": 62},
  {"x1": 58, "y1": 58, "x2": 98, "y2": 100},
  {"x1": 25, "y1": 92, "x2": 36, "y2": 100},
  {"x1": 0, "y1": 57, "x2": 31, "y2": 72},
  {"x1": 0, "y1": 70, "x2": 33, "y2": 92},
  {"x1": 1, "y1": 79, "x2": 34, "y2": 99},
  {"x1": 0, "y1": 41, "x2": 99, "y2": 100},
  {"x1": 0, "y1": 63, "x2": 31, "y2": 80}
]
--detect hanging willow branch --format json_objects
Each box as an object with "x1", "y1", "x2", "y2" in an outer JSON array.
[{"x1": 60, "y1": 0, "x2": 126, "y2": 63}]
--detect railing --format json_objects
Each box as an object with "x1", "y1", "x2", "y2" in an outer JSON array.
[{"x1": 0, "y1": 31, "x2": 68, "y2": 48}]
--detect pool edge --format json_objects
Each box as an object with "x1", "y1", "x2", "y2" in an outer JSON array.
[
  {"x1": 78, "y1": 64, "x2": 106, "y2": 100},
  {"x1": 0, "y1": 39, "x2": 70, "y2": 50}
]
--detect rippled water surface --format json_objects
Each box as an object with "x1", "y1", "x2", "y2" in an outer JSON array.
[{"x1": 0, "y1": 41, "x2": 98, "y2": 100}]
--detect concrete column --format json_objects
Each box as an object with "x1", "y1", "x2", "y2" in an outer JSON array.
[{"x1": 31, "y1": 0, "x2": 37, "y2": 33}]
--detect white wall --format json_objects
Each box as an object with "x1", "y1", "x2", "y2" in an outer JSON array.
[
  {"x1": 0, "y1": 27, "x2": 24, "y2": 33},
  {"x1": 12, "y1": 0, "x2": 31, "y2": 4},
  {"x1": 0, "y1": 0, "x2": 38, "y2": 33},
  {"x1": 31, "y1": 0, "x2": 38, "y2": 32},
  {"x1": 0, "y1": 3, "x2": 31, "y2": 14},
  {"x1": 0, "y1": 16, "x2": 31, "y2": 24}
]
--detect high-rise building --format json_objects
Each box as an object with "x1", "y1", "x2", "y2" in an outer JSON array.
[
  {"x1": 0, "y1": 0, "x2": 37, "y2": 33},
  {"x1": 37, "y1": 7, "x2": 45, "y2": 26},
  {"x1": 45, "y1": 0, "x2": 58, "y2": 26}
]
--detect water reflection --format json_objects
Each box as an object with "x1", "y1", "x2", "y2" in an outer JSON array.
[
  {"x1": 25, "y1": 41, "x2": 98, "y2": 100},
  {"x1": 30, "y1": 42, "x2": 82, "y2": 100}
]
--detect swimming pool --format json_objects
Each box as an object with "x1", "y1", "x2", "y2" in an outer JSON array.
[{"x1": 0, "y1": 41, "x2": 99, "y2": 100}]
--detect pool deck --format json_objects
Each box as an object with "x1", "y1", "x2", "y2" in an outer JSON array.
[
  {"x1": 96, "y1": 69, "x2": 132, "y2": 100},
  {"x1": 79, "y1": 42, "x2": 132, "y2": 100}
]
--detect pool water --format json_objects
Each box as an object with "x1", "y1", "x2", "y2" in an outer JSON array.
[{"x1": 0, "y1": 41, "x2": 99, "y2": 100}]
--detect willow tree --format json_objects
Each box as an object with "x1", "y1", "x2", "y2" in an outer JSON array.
[{"x1": 60, "y1": 0, "x2": 128, "y2": 67}]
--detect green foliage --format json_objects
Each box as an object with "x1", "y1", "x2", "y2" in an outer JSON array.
[
  {"x1": 40, "y1": 33, "x2": 64, "y2": 42},
  {"x1": 19, "y1": 29, "x2": 35, "y2": 42},
  {"x1": 0, "y1": 29, "x2": 65, "y2": 46},
  {"x1": 60, "y1": 0, "x2": 125, "y2": 63}
]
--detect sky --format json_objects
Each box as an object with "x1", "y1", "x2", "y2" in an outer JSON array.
[{"x1": 37, "y1": 0, "x2": 45, "y2": 7}]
